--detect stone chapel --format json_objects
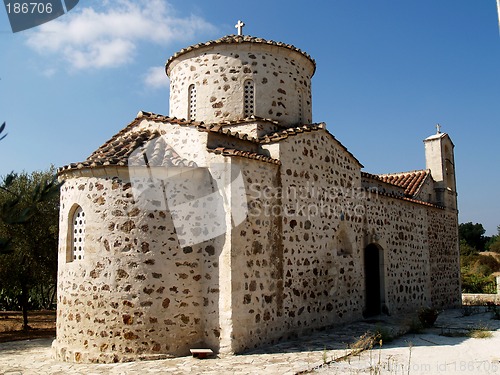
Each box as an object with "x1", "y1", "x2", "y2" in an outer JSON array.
[{"x1": 53, "y1": 25, "x2": 460, "y2": 363}]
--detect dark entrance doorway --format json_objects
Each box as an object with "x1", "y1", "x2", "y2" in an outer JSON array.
[{"x1": 364, "y1": 244, "x2": 383, "y2": 317}]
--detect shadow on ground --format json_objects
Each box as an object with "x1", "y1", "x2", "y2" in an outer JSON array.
[{"x1": 244, "y1": 309, "x2": 500, "y2": 356}]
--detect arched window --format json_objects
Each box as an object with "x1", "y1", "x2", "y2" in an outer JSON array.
[
  {"x1": 69, "y1": 205, "x2": 86, "y2": 262},
  {"x1": 244, "y1": 80, "x2": 254, "y2": 117},
  {"x1": 188, "y1": 84, "x2": 197, "y2": 121}
]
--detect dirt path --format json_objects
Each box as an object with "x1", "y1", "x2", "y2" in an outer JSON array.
[{"x1": 0, "y1": 310, "x2": 56, "y2": 343}]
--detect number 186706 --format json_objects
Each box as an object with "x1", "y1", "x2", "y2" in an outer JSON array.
[{"x1": 6, "y1": 2, "x2": 53, "y2": 14}]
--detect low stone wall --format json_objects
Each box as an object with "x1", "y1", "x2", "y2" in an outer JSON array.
[
  {"x1": 462, "y1": 294, "x2": 500, "y2": 305},
  {"x1": 462, "y1": 276, "x2": 500, "y2": 305}
]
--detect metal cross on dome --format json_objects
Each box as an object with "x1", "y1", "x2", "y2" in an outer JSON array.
[{"x1": 235, "y1": 20, "x2": 245, "y2": 35}]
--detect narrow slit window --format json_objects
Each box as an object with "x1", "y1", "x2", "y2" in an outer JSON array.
[
  {"x1": 337, "y1": 230, "x2": 353, "y2": 256},
  {"x1": 298, "y1": 90, "x2": 303, "y2": 124},
  {"x1": 188, "y1": 84, "x2": 197, "y2": 121},
  {"x1": 70, "y1": 206, "x2": 86, "y2": 262},
  {"x1": 244, "y1": 80, "x2": 254, "y2": 117}
]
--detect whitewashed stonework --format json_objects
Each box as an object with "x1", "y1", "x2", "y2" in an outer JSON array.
[
  {"x1": 53, "y1": 33, "x2": 460, "y2": 363},
  {"x1": 167, "y1": 35, "x2": 314, "y2": 126}
]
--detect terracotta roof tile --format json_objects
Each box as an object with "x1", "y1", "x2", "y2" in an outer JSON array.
[
  {"x1": 140, "y1": 112, "x2": 278, "y2": 144},
  {"x1": 363, "y1": 187, "x2": 444, "y2": 209},
  {"x1": 197, "y1": 123, "x2": 260, "y2": 143},
  {"x1": 205, "y1": 116, "x2": 280, "y2": 127},
  {"x1": 165, "y1": 34, "x2": 316, "y2": 75},
  {"x1": 361, "y1": 170, "x2": 430, "y2": 197},
  {"x1": 59, "y1": 111, "x2": 361, "y2": 173},
  {"x1": 377, "y1": 170, "x2": 429, "y2": 197},
  {"x1": 58, "y1": 129, "x2": 196, "y2": 173},
  {"x1": 136, "y1": 111, "x2": 203, "y2": 126},
  {"x1": 86, "y1": 111, "x2": 202, "y2": 149},
  {"x1": 258, "y1": 123, "x2": 326, "y2": 143},
  {"x1": 361, "y1": 171, "x2": 381, "y2": 181},
  {"x1": 207, "y1": 147, "x2": 281, "y2": 165}
]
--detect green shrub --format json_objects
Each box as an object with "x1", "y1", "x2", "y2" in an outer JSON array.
[
  {"x1": 418, "y1": 307, "x2": 440, "y2": 328},
  {"x1": 492, "y1": 307, "x2": 500, "y2": 320},
  {"x1": 407, "y1": 318, "x2": 424, "y2": 333},
  {"x1": 461, "y1": 271, "x2": 496, "y2": 294},
  {"x1": 374, "y1": 325, "x2": 394, "y2": 343}
]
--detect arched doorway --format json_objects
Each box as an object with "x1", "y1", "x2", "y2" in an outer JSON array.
[{"x1": 364, "y1": 243, "x2": 385, "y2": 317}]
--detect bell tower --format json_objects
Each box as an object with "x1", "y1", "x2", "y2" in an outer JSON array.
[{"x1": 424, "y1": 125, "x2": 457, "y2": 210}]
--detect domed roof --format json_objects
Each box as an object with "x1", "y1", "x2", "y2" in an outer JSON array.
[{"x1": 165, "y1": 34, "x2": 316, "y2": 75}]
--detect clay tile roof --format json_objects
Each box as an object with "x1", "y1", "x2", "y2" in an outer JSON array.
[
  {"x1": 363, "y1": 187, "x2": 444, "y2": 209},
  {"x1": 85, "y1": 111, "x2": 202, "y2": 147},
  {"x1": 165, "y1": 34, "x2": 316, "y2": 75},
  {"x1": 205, "y1": 116, "x2": 280, "y2": 127},
  {"x1": 138, "y1": 112, "x2": 276, "y2": 144},
  {"x1": 136, "y1": 110, "x2": 203, "y2": 126},
  {"x1": 58, "y1": 111, "x2": 286, "y2": 173},
  {"x1": 207, "y1": 147, "x2": 281, "y2": 165},
  {"x1": 360, "y1": 171, "x2": 380, "y2": 181},
  {"x1": 197, "y1": 123, "x2": 260, "y2": 143},
  {"x1": 58, "y1": 128, "x2": 197, "y2": 173},
  {"x1": 363, "y1": 170, "x2": 430, "y2": 197},
  {"x1": 258, "y1": 123, "x2": 326, "y2": 144}
]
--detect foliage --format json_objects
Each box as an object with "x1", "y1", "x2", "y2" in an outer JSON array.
[
  {"x1": 460, "y1": 227, "x2": 500, "y2": 293},
  {"x1": 488, "y1": 240, "x2": 500, "y2": 253},
  {"x1": 0, "y1": 168, "x2": 62, "y2": 329},
  {"x1": 350, "y1": 332, "x2": 377, "y2": 354},
  {"x1": 374, "y1": 326, "x2": 394, "y2": 343},
  {"x1": 407, "y1": 318, "x2": 424, "y2": 334},
  {"x1": 462, "y1": 254, "x2": 500, "y2": 275},
  {"x1": 468, "y1": 324, "x2": 493, "y2": 339},
  {"x1": 461, "y1": 269, "x2": 497, "y2": 294},
  {"x1": 459, "y1": 222, "x2": 488, "y2": 252},
  {"x1": 492, "y1": 307, "x2": 500, "y2": 320},
  {"x1": 460, "y1": 239, "x2": 478, "y2": 257},
  {"x1": 0, "y1": 122, "x2": 6, "y2": 141},
  {"x1": 417, "y1": 307, "x2": 440, "y2": 328},
  {"x1": 485, "y1": 227, "x2": 500, "y2": 253}
]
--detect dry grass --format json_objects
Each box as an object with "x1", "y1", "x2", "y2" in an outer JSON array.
[
  {"x1": 0, "y1": 310, "x2": 56, "y2": 342},
  {"x1": 350, "y1": 332, "x2": 377, "y2": 354},
  {"x1": 468, "y1": 329, "x2": 493, "y2": 339},
  {"x1": 441, "y1": 323, "x2": 494, "y2": 339}
]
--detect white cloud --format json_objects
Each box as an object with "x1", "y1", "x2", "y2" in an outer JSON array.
[
  {"x1": 42, "y1": 67, "x2": 56, "y2": 77},
  {"x1": 144, "y1": 66, "x2": 169, "y2": 89},
  {"x1": 26, "y1": 0, "x2": 216, "y2": 71}
]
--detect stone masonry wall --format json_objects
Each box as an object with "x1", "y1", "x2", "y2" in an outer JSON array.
[
  {"x1": 363, "y1": 196, "x2": 431, "y2": 314},
  {"x1": 229, "y1": 157, "x2": 284, "y2": 352},
  {"x1": 54, "y1": 120, "x2": 460, "y2": 362},
  {"x1": 168, "y1": 44, "x2": 314, "y2": 125},
  {"x1": 53, "y1": 170, "x2": 223, "y2": 363},
  {"x1": 414, "y1": 174, "x2": 435, "y2": 203},
  {"x1": 268, "y1": 130, "x2": 455, "y2": 333},
  {"x1": 276, "y1": 130, "x2": 365, "y2": 333},
  {"x1": 428, "y1": 208, "x2": 461, "y2": 308}
]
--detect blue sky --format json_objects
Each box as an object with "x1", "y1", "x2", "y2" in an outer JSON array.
[{"x1": 0, "y1": 0, "x2": 499, "y2": 235}]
